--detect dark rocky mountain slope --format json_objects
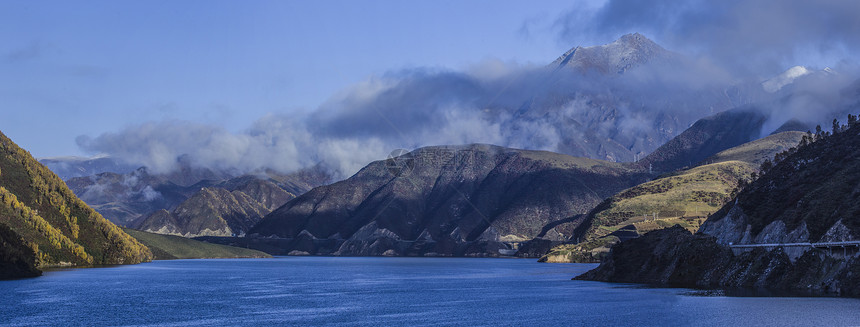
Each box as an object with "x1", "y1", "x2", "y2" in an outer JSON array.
[
  {"x1": 133, "y1": 179, "x2": 294, "y2": 237},
  {"x1": 248, "y1": 144, "x2": 651, "y2": 256},
  {"x1": 578, "y1": 116, "x2": 860, "y2": 296},
  {"x1": 639, "y1": 108, "x2": 770, "y2": 174}
]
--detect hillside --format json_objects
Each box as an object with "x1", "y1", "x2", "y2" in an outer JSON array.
[
  {"x1": 639, "y1": 108, "x2": 769, "y2": 174},
  {"x1": 539, "y1": 131, "x2": 804, "y2": 263},
  {"x1": 133, "y1": 182, "x2": 290, "y2": 237},
  {"x1": 64, "y1": 168, "x2": 213, "y2": 226},
  {"x1": 578, "y1": 116, "x2": 860, "y2": 296},
  {"x1": 0, "y1": 131, "x2": 151, "y2": 273},
  {"x1": 122, "y1": 228, "x2": 270, "y2": 260},
  {"x1": 67, "y1": 167, "x2": 326, "y2": 227},
  {"x1": 248, "y1": 144, "x2": 650, "y2": 256},
  {"x1": 702, "y1": 128, "x2": 860, "y2": 243},
  {"x1": 0, "y1": 223, "x2": 41, "y2": 279}
]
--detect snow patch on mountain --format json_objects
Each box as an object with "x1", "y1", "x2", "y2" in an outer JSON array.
[{"x1": 761, "y1": 66, "x2": 811, "y2": 93}]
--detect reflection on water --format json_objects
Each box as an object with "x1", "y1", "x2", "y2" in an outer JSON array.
[{"x1": 1, "y1": 257, "x2": 859, "y2": 326}]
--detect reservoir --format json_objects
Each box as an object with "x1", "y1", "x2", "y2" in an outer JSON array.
[{"x1": 1, "y1": 257, "x2": 859, "y2": 326}]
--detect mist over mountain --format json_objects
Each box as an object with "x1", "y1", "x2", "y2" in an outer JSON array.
[
  {"x1": 75, "y1": 33, "x2": 853, "y2": 180},
  {"x1": 550, "y1": 0, "x2": 860, "y2": 76},
  {"x1": 38, "y1": 156, "x2": 137, "y2": 180},
  {"x1": 65, "y1": 164, "x2": 330, "y2": 227}
]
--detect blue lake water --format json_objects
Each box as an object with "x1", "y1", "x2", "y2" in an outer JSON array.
[{"x1": 1, "y1": 257, "x2": 859, "y2": 326}]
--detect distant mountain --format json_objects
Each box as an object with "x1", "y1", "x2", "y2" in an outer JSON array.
[
  {"x1": 133, "y1": 179, "x2": 295, "y2": 237},
  {"x1": 308, "y1": 33, "x2": 762, "y2": 168},
  {"x1": 639, "y1": 108, "x2": 770, "y2": 174},
  {"x1": 0, "y1": 130, "x2": 151, "y2": 278},
  {"x1": 538, "y1": 131, "x2": 804, "y2": 263},
  {"x1": 247, "y1": 144, "x2": 650, "y2": 256},
  {"x1": 578, "y1": 116, "x2": 860, "y2": 296},
  {"x1": 66, "y1": 166, "x2": 329, "y2": 227},
  {"x1": 551, "y1": 33, "x2": 676, "y2": 74},
  {"x1": 65, "y1": 168, "x2": 211, "y2": 226},
  {"x1": 38, "y1": 156, "x2": 137, "y2": 180},
  {"x1": 537, "y1": 34, "x2": 771, "y2": 163}
]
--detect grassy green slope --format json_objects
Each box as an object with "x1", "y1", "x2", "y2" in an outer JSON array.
[
  {"x1": 703, "y1": 131, "x2": 806, "y2": 166},
  {"x1": 122, "y1": 228, "x2": 270, "y2": 260},
  {"x1": 0, "y1": 131, "x2": 152, "y2": 268},
  {"x1": 541, "y1": 132, "x2": 805, "y2": 263}
]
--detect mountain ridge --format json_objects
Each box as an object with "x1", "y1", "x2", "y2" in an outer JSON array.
[
  {"x1": 247, "y1": 144, "x2": 650, "y2": 256},
  {"x1": 0, "y1": 130, "x2": 152, "y2": 277}
]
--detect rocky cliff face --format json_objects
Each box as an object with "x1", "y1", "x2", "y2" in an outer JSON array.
[
  {"x1": 249, "y1": 144, "x2": 650, "y2": 256},
  {"x1": 575, "y1": 226, "x2": 860, "y2": 296},
  {"x1": 577, "y1": 117, "x2": 860, "y2": 296}
]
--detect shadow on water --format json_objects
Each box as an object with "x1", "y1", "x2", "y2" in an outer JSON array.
[
  {"x1": 682, "y1": 287, "x2": 852, "y2": 298},
  {"x1": 580, "y1": 279, "x2": 860, "y2": 299}
]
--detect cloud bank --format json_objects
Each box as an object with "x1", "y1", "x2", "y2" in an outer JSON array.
[
  {"x1": 77, "y1": 1, "x2": 860, "y2": 179},
  {"x1": 553, "y1": 0, "x2": 860, "y2": 76}
]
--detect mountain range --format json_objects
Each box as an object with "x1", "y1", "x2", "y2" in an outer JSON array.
[
  {"x1": 56, "y1": 34, "x2": 781, "y2": 241},
  {"x1": 247, "y1": 144, "x2": 651, "y2": 256},
  {"x1": 239, "y1": 104, "x2": 809, "y2": 257},
  {"x1": 62, "y1": 164, "x2": 331, "y2": 229},
  {"x1": 132, "y1": 178, "x2": 294, "y2": 237},
  {"x1": 26, "y1": 33, "x2": 857, "y2": 273}
]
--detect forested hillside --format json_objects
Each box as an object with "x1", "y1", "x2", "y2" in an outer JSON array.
[{"x1": 0, "y1": 131, "x2": 151, "y2": 275}]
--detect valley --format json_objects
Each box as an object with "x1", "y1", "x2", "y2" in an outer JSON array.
[{"x1": 7, "y1": 1, "x2": 860, "y2": 325}]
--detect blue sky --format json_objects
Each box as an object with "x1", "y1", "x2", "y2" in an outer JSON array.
[
  {"x1": 3, "y1": 0, "x2": 858, "y2": 164},
  {"x1": 0, "y1": 0, "x2": 593, "y2": 158}
]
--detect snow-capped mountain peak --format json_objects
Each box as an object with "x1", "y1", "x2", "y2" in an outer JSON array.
[{"x1": 551, "y1": 33, "x2": 674, "y2": 74}]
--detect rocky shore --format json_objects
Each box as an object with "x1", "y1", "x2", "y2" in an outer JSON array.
[{"x1": 575, "y1": 225, "x2": 860, "y2": 296}]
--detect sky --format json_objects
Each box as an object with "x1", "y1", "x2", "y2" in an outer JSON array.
[
  {"x1": 3, "y1": 0, "x2": 859, "y2": 177},
  {"x1": 0, "y1": 0, "x2": 585, "y2": 158}
]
